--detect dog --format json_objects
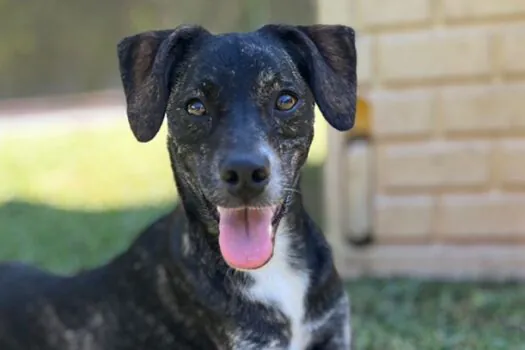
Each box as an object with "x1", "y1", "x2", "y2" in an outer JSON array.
[{"x1": 0, "y1": 23, "x2": 357, "y2": 349}]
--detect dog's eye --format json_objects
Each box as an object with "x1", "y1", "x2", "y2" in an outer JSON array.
[
  {"x1": 186, "y1": 99, "x2": 207, "y2": 116},
  {"x1": 275, "y1": 93, "x2": 298, "y2": 112}
]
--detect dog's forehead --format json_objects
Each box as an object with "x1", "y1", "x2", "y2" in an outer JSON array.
[
  {"x1": 202, "y1": 32, "x2": 282, "y2": 62},
  {"x1": 188, "y1": 33, "x2": 295, "y2": 82}
]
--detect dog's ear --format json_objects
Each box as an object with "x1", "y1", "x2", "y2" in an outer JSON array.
[
  {"x1": 260, "y1": 24, "x2": 357, "y2": 131},
  {"x1": 117, "y1": 25, "x2": 210, "y2": 142}
]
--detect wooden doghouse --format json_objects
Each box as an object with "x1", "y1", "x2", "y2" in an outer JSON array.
[{"x1": 319, "y1": 0, "x2": 525, "y2": 280}]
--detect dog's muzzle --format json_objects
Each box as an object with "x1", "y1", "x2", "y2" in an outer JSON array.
[{"x1": 215, "y1": 152, "x2": 282, "y2": 270}]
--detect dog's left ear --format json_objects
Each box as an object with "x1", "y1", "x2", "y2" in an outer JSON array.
[{"x1": 260, "y1": 24, "x2": 357, "y2": 131}]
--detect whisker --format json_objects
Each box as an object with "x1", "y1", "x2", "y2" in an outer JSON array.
[{"x1": 282, "y1": 187, "x2": 301, "y2": 194}]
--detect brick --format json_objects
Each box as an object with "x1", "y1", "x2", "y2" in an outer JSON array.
[
  {"x1": 356, "y1": 36, "x2": 373, "y2": 85},
  {"x1": 499, "y1": 140, "x2": 525, "y2": 187},
  {"x1": 443, "y1": 0, "x2": 525, "y2": 21},
  {"x1": 438, "y1": 194, "x2": 525, "y2": 237},
  {"x1": 440, "y1": 85, "x2": 525, "y2": 134},
  {"x1": 377, "y1": 141, "x2": 491, "y2": 190},
  {"x1": 374, "y1": 195, "x2": 434, "y2": 238},
  {"x1": 378, "y1": 30, "x2": 491, "y2": 83},
  {"x1": 501, "y1": 28, "x2": 525, "y2": 74},
  {"x1": 371, "y1": 90, "x2": 435, "y2": 138},
  {"x1": 359, "y1": 0, "x2": 431, "y2": 28}
]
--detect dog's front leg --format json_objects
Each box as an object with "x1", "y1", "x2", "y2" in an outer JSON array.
[
  {"x1": 310, "y1": 294, "x2": 352, "y2": 350},
  {"x1": 326, "y1": 307, "x2": 352, "y2": 350}
]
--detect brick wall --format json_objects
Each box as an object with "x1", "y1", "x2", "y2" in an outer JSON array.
[{"x1": 352, "y1": 0, "x2": 525, "y2": 243}]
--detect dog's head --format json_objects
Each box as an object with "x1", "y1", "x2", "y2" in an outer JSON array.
[{"x1": 117, "y1": 24, "x2": 356, "y2": 270}]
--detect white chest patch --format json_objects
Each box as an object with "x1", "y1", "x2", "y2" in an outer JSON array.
[{"x1": 241, "y1": 227, "x2": 310, "y2": 350}]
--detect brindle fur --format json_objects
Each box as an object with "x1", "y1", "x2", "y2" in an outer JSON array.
[{"x1": 0, "y1": 24, "x2": 357, "y2": 349}]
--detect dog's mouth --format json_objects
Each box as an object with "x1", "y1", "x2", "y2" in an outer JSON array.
[{"x1": 217, "y1": 204, "x2": 283, "y2": 270}]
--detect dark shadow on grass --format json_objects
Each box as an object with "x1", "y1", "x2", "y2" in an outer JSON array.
[{"x1": 0, "y1": 200, "x2": 174, "y2": 274}]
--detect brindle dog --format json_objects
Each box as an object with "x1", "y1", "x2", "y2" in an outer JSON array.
[{"x1": 0, "y1": 23, "x2": 357, "y2": 349}]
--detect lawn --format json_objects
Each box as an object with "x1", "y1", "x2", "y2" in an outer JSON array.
[{"x1": 1, "y1": 116, "x2": 524, "y2": 349}]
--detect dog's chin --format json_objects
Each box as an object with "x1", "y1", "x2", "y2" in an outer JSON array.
[{"x1": 212, "y1": 202, "x2": 284, "y2": 271}]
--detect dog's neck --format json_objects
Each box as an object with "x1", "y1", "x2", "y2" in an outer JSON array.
[{"x1": 111, "y1": 166, "x2": 335, "y2": 328}]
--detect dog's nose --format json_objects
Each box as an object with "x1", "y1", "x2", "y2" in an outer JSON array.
[{"x1": 220, "y1": 155, "x2": 270, "y2": 199}]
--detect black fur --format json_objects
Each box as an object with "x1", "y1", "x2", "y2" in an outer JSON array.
[{"x1": 0, "y1": 23, "x2": 357, "y2": 349}]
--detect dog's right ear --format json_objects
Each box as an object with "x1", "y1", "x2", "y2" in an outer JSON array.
[{"x1": 117, "y1": 26, "x2": 210, "y2": 142}]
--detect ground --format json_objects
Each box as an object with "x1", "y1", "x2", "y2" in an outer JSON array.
[{"x1": 0, "y1": 116, "x2": 524, "y2": 349}]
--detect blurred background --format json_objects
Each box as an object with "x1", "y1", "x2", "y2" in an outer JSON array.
[{"x1": 0, "y1": 0, "x2": 524, "y2": 349}]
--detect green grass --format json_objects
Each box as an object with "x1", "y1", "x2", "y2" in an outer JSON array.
[
  {"x1": 349, "y1": 279, "x2": 525, "y2": 350},
  {"x1": 1, "y1": 117, "x2": 524, "y2": 349},
  {"x1": 0, "y1": 122, "x2": 176, "y2": 209}
]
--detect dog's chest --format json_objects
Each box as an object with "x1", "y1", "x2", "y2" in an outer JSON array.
[{"x1": 237, "y1": 233, "x2": 311, "y2": 350}]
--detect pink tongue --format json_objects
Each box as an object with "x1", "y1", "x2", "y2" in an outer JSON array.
[{"x1": 218, "y1": 207, "x2": 274, "y2": 270}]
